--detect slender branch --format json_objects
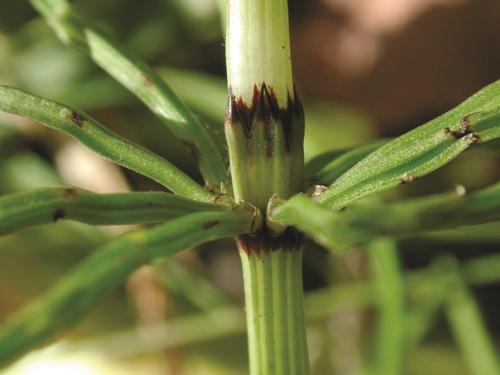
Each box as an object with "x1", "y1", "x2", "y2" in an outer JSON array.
[
  {"x1": 29, "y1": 0, "x2": 229, "y2": 190},
  {"x1": 0, "y1": 209, "x2": 257, "y2": 367},
  {"x1": 75, "y1": 306, "x2": 246, "y2": 358},
  {"x1": 63, "y1": 252, "x2": 500, "y2": 358},
  {"x1": 404, "y1": 253, "x2": 500, "y2": 351},
  {"x1": 216, "y1": 0, "x2": 228, "y2": 31},
  {"x1": 304, "y1": 139, "x2": 389, "y2": 186},
  {"x1": 368, "y1": 239, "x2": 405, "y2": 375},
  {"x1": 153, "y1": 260, "x2": 231, "y2": 312},
  {"x1": 404, "y1": 291, "x2": 445, "y2": 351},
  {"x1": 441, "y1": 257, "x2": 500, "y2": 375},
  {"x1": 316, "y1": 81, "x2": 500, "y2": 209},
  {"x1": 157, "y1": 67, "x2": 227, "y2": 151},
  {"x1": 0, "y1": 188, "x2": 228, "y2": 236},
  {"x1": 270, "y1": 183, "x2": 500, "y2": 252},
  {"x1": 0, "y1": 86, "x2": 213, "y2": 202},
  {"x1": 401, "y1": 221, "x2": 500, "y2": 245},
  {"x1": 345, "y1": 183, "x2": 500, "y2": 235}
]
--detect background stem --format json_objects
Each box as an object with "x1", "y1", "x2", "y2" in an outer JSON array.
[{"x1": 368, "y1": 239, "x2": 405, "y2": 375}]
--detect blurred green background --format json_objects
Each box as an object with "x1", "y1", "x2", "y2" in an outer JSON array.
[{"x1": 0, "y1": 0, "x2": 499, "y2": 374}]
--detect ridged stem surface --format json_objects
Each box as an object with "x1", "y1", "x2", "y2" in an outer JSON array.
[{"x1": 240, "y1": 246, "x2": 309, "y2": 375}]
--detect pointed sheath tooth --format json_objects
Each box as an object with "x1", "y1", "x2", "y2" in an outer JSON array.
[
  {"x1": 226, "y1": 0, "x2": 294, "y2": 108},
  {"x1": 224, "y1": 0, "x2": 304, "y2": 214}
]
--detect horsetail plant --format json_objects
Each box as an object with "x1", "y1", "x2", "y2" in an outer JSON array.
[{"x1": 0, "y1": 0, "x2": 500, "y2": 374}]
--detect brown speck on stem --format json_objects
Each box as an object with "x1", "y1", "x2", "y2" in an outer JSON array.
[
  {"x1": 444, "y1": 117, "x2": 473, "y2": 139},
  {"x1": 71, "y1": 111, "x2": 86, "y2": 127},
  {"x1": 202, "y1": 220, "x2": 219, "y2": 229},
  {"x1": 62, "y1": 188, "x2": 78, "y2": 198},
  {"x1": 53, "y1": 208, "x2": 66, "y2": 221},
  {"x1": 140, "y1": 74, "x2": 153, "y2": 88},
  {"x1": 459, "y1": 117, "x2": 472, "y2": 134}
]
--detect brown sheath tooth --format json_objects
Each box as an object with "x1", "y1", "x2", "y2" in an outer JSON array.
[
  {"x1": 226, "y1": 82, "x2": 304, "y2": 151},
  {"x1": 236, "y1": 227, "x2": 303, "y2": 255}
]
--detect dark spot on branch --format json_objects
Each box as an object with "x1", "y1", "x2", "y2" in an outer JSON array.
[
  {"x1": 62, "y1": 188, "x2": 78, "y2": 198},
  {"x1": 141, "y1": 74, "x2": 153, "y2": 88},
  {"x1": 71, "y1": 112, "x2": 86, "y2": 127},
  {"x1": 53, "y1": 208, "x2": 66, "y2": 221},
  {"x1": 444, "y1": 117, "x2": 473, "y2": 139},
  {"x1": 203, "y1": 220, "x2": 219, "y2": 229},
  {"x1": 459, "y1": 117, "x2": 472, "y2": 134}
]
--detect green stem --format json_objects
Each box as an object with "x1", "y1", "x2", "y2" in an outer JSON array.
[
  {"x1": 225, "y1": 0, "x2": 304, "y2": 212},
  {"x1": 225, "y1": 0, "x2": 309, "y2": 372},
  {"x1": 240, "y1": 246, "x2": 309, "y2": 375}
]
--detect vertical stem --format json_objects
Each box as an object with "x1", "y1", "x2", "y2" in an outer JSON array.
[
  {"x1": 225, "y1": 0, "x2": 308, "y2": 373},
  {"x1": 225, "y1": 0, "x2": 304, "y2": 212},
  {"x1": 239, "y1": 242, "x2": 310, "y2": 375},
  {"x1": 368, "y1": 238, "x2": 406, "y2": 375}
]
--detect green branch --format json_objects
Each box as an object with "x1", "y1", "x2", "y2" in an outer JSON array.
[
  {"x1": 153, "y1": 259, "x2": 231, "y2": 312},
  {"x1": 61, "y1": 252, "x2": 500, "y2": 358},
  {"x1": 316, "y1": 81, "x2": 500, "y2": 208},
  {"x1": 0, "y1": 188, "x2": 228, "y2": 236},
  {"x1": 0, "y1": 86, "x2": 213, "y2": 202},
  {"x1": 74, "y1": 306, "x2": 246, "y2": 358},
  {"x1": 0, "y1": 209, "x2": 257, "y2": 367},
  {"x1": 271, "y1": 183, "x2": 500, "y2": 252},
  {"x1": 368, "y1": 239, "x2": 405, "y2": 375},
  {"x1": 441, "y1": 257, "x2": 500, "y2": 375},
  {"x1": 404, "y1": 253, "x2": 500, "y2": 352},
  {"x1": 304, "y1": 139, "x2": 389, "y2": 186},
  {"x1": 216, "y1": 0, "x2": 228, "y2": 31},
  {"x1": 29, "y1": 0, "x2": 228, "y2": 190},
  {"x1": 343, "y1": 183, "x2": 500, "y2": 236}
]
